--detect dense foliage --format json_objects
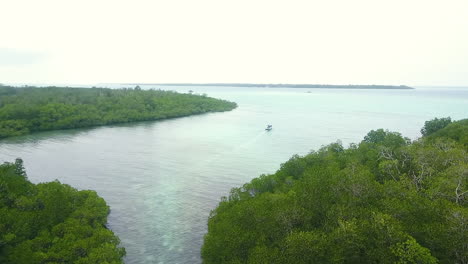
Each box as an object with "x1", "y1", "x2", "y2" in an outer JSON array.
[
  {"x1": 421, "y1": 117, "x2": 452, "y2": 137},
  {"x1": 0, "y1": 85, "x2": 237, "y2": 138},
  {"x1": 203, "y1": 118, "x2": 468, "y2": 263},
  {"x1": 0, "y1": 159, "x2": 125, "y2": 263}
]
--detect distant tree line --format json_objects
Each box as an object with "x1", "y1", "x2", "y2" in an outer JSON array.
[
  {"x1": 125, "y1": 83, "x2": 414, "y2": 89},
  {"x1": 202, "y1": 117, "x2": 467, "y2": 263},
  {"x1": 0, "y1": 159, "x2": 125, "y2": 263},
  {"x1": 0, "y1": 85, "x2": 237, "y2": 139}
]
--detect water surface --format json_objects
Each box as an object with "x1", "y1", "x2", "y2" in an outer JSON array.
[{"x1": 0, "y1": 86, "x2": 467, "y2": 263}]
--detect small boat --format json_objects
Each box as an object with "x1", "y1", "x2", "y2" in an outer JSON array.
[{"x1": 265, "y1": 124, "x2": 272, "y2": 131}]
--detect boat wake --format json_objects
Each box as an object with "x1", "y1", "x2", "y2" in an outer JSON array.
[{"x1": 189, "y1": 130, "x2": 268, "y2": 174}]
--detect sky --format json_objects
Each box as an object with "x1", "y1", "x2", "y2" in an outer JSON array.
[{"x1": 0, "y1": 0, "x2": 467, "y2": 86}]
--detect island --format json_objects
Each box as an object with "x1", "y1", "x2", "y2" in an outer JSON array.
[
  {"x1": 0, "y1": 85, "x2": 237, "y2": 139},
  {"x1": 0, "y1": 159, "x2": 125, "y2": 263},
  {"x1": 120, "y1": 83, "x2": 415, "y2": 89},
  {"x1": 202, "y1": 117, "x2": 467, "y2": 263}
]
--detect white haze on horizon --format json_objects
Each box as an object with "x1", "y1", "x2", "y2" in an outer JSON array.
[{"x1": 0, "y1": 0, "x2": 467, "y2": 86}]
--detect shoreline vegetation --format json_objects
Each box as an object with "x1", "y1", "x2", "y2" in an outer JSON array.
[
  {"x1": 119, "y1": 83, "x2": 415, "y2": 90},
  {"x1": 202, "y1": 117, "x2": 467, "y2": 263},
  {"x1": 0, "y1": 159, "x2": 125, "y2": 263},
  {"x1": 0, "y1": 85, "x2": 237, "y2": 139}
]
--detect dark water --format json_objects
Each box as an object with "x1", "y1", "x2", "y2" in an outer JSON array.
[{"x1": 0, "y1": 86, "x2": 467, "y2": 263}]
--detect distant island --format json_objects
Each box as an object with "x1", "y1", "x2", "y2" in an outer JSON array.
[
  {"x1": 121, "y1": 83, "x2": 415, "y2": 90},
  {"x1": 0, "y1": 85, "x2": 237, "y2": 139}
]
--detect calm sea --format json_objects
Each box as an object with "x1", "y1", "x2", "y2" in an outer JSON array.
[{"x1": 0, "y1": 86, "x2": 467, "y2": 263}]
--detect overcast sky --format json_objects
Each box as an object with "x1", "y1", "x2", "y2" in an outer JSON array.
[{"x1": 1, "y1": 0, "x2": 467, "y2": 86}]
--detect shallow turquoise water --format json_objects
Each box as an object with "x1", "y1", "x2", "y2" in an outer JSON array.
[{"x1": 0, "y1": 86, "x2": 467, "y2": 263}]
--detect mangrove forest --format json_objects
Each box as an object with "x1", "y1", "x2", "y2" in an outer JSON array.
[
  {"x1": 202, "y1": 117, "x2": 468, "y2": 263},
  {"x1": 0, "y1": 159, "x2": 125, "y2": 263},
  {"x1": 0, "y1": 85, "x2": 237, "y2": 139}
]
